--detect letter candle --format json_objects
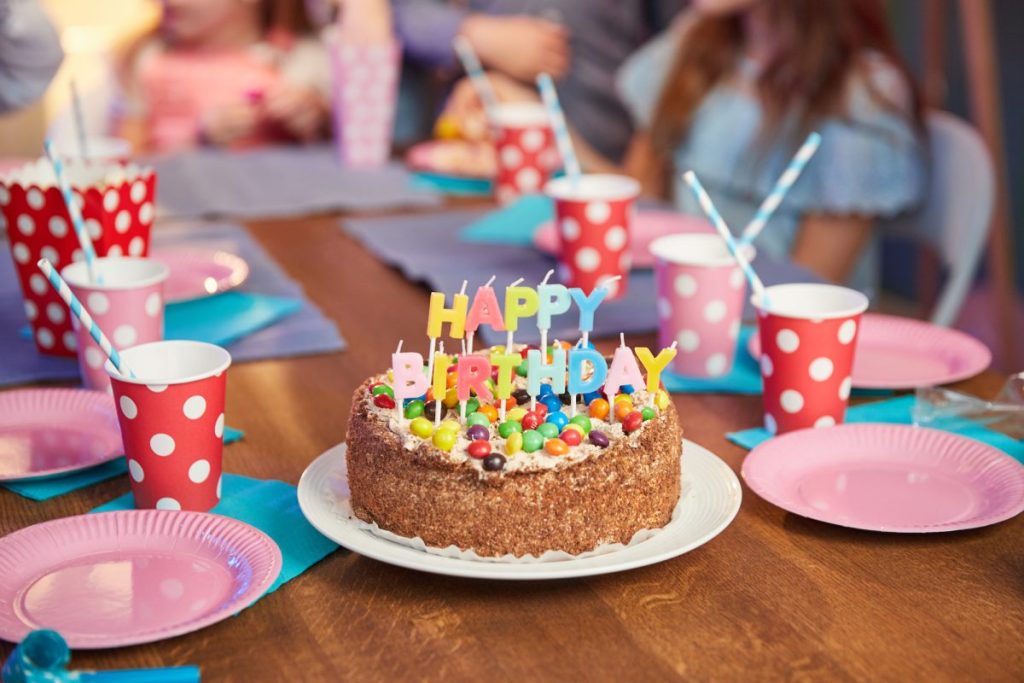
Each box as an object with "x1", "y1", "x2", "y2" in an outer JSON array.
[
  {"x1": 604, "y1": 333, "x2": 645, "y2": 423},
  {"x1": 431, "y1": 341, "x2": 450, "y2": 427},
  {"x1": 527, "y1": 345, "x2": 567, "y2": 405},
  {"x1": 426, "y1": 280, "x2": 468, "y2": 382},
  {"x1": 490, "y1": 350, "x2": 520, "y2": 421},
  {"x1": 568, "y1": 275, "x2": 620, "y2": 349},
  {"x1": 537, "y1": 271, "x2": 571, "y2": 361},
  {"x1": 568, "y1": 341, "x2": 608, "y2": 418},
  {"x1": 392, "y1": 341, "x2": 430, "y2": 423},
  {"x1": 465, "y1": 275, "x2": 504, "y2": 355},
  {"x1": 635, "y1": 341, "x2": 677, "y2": 407},
  {"x1": 504, "y1": 279, "x2": 539, "y2": 353}
]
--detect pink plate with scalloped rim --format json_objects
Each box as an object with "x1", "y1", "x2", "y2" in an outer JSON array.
[
  {"x1": 742, "y1": 423, "x2": 1024, "y2": 533},
  {"x1": 0, "y1": 510, "x2": 282, "y2": 648},
  {"x1": 533, "y1": 210, "x2": 713, "y2": 268},
  {"x1": 151, "y1": 247, "x2": 250, "y2": 303},
  {"x1": 0, "y1": 389, "x2": 124, "y2": 482},
  {"x1": 747, "y1": 313, "x2": 991, "y2": 389}
]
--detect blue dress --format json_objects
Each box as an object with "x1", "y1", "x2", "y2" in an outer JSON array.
[{"x1": 616, "y1": 24, "x2": 927, "y2": 295}]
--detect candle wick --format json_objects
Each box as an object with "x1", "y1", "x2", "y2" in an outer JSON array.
[
  {"x1": 620, "y1": 332, "x2": 626, "y2": 348},
  {"x1": 396, "y1": 339, "x2": 403, "y2": 353},
  {"x1": 485, "y1": 274, "x2": 496, "y2": 287},
  {"x1": 539, "y1": 268, "x2": 554, "y2": 286},
  {"x1": 510, "y1": 277, "x2": 524, "y2": 287}
]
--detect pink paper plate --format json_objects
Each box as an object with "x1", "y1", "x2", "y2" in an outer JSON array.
[
  {"x1": 533, "y1": 210, "x2": 713, "y2": 268},
  {"x1": 742, "y1": 423, "x2": 1024, "y2": 533},
  {"x1": 0, "y1": 389, "x2": 123, "y2": 482},
  {"x1": 747, "y1": 313, "x2": 991, "y2": 389},
  {"x1": 404, "y1": 140, "x2": 496, "y2": 179},
  {"x1": 151, "y1": 247, "x2": 250, "y2": 303},
  {"x1": 0, "y1": 510, "x2": 282, "y2": 648}
]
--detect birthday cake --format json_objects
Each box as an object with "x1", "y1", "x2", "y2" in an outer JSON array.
[{"x1": 344, "y1": 282, "x2": 682, "y2": 559}]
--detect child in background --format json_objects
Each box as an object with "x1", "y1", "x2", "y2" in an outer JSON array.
[
  {"x1": 119, "y1": 0, "x2": 330, "y2": 153},
  {"x1": 616, "y1": 0, "x2": 927, "y2": 291}
]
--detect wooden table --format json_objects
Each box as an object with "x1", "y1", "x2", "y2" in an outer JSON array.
[{"x1": 1, "y1": 212, "x2": 1021, "y2": 682}]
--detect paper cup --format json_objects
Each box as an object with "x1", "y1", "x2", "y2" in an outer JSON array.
[
  {"x1": 62, "y1": 257, "x2": 168, "y2": 392},
  {"x1": 651, "y1": 234, "x2": 754, "y2": 377},
  {"x1": 545, "y1": 174, "x2": 640, "y2": 300},
  {"x1": 106, "y1": 341, "x2": 231, "y2": 512},
  {"x1": 326, "y1": 32, "x2": 401, "y2": 167},
  {"x1": 490, "y1": 103, "x2": 557, "y2": 204},
  {"x1": 754, "y1": 283, "x2": 869, "y2": 435},
  {"x1": 1, "y1": 158, "x2": 157, "y2": 356}
]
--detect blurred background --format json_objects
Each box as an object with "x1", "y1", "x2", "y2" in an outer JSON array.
[{"x1": 1, "y1": 0, "x2": 1020, "y2": 371}]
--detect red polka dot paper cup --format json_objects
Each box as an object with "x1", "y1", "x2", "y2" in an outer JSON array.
[
  {"x1": 650, "y1": 233, "x2": 754, "y2": 377},
  {"x1": 754, "y1": 284, "x2": 869, "y2": 435},
  {"x1": 1, "y1": 158, "x2": 157, "y2": 357},
  {"x1": 327, "y1": 33, "x2": 401, "y2": 167},
  {"x1": 106, "y1": 341, "x2": 231, "y2": 512},
  {"x1": 62, "y1": 257, "x2": 168, "y2": 392},
  {"x1": 490, "y1": 103, "x2": 557, "y2": 205},
  {"x1": 545, "y1": 174, "x2": 640, "y2": 300}
]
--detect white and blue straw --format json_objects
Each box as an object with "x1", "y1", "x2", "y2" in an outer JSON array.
[
  {"x1": 452, "y1": 36, "x2": 498, "y2": 116},
  {"x1": 43, "y1": 139, "x2": 100, "y2": 284},
  {"x1": 36, "y1": 258, "x2": 132, "y2": 377},
  {"x1": 738, "y1": 131, "x2": 821, "y2": 248},
  {"x1": 683, "y1": 171, "x2": 767, "y2": 306},
  {"x1": 536, "y1": 73, "x2": 580, "y2": 184},
  {"x1": 70, "y1": 79, "x2": 90, "y2": 162}
]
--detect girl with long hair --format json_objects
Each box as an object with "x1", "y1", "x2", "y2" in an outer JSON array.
[{"x1": 617, "y1": 0, "x2": 927, "y2": 289}]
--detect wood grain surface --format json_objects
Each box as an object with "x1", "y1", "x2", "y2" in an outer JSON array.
[{"x1": 1, "y1": 212, "x2": 1021, "y2": 682}]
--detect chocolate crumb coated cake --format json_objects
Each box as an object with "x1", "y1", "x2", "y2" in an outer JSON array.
[{"x1": 344, "y1": 347, "x2": 683, "y2": 558}]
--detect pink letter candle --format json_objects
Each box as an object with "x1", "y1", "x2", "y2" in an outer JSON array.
[{"x1": 465, "y1": 275, "x2": 505, "y2": 354}]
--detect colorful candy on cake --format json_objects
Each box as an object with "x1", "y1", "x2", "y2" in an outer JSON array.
[{"x1": 344, "y1": 276, "x2": 683, "y2": 558}]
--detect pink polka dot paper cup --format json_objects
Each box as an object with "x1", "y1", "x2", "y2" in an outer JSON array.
[
  {"x1": 650, "y1": 233, "x2": 754, "y2": 378},
  {"x1": 62, "y1": 257, "x2": 169, "y2": 392},
  {"x1": 326, "y1": 33, "x2": 401, "y2": 167},
  {"x1": 490, "y1": 103, "x2": 557, "y2": 205},
  {"x1": 1, "y1": 158, "x2": 157, "y2": 357},
  {"x1": 754, "y1": 283, "x2": 869, "y2": 435},
  {"x1": 106, "y1": 341, "x2": 231, "y2": 512},
  {"x1": 545, "y1": 174, "x2": 640, "y2": 300}
]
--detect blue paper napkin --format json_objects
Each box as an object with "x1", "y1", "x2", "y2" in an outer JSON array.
[
  {"x1": 92, "y1": 473, "x2": 339, "y2": 595},
  {"x1": 728, "y1": 395, "x2": 1024, "y2": 463},
  {"x1": 2, "y1": 427, "x2": 244, "y2": 501},
  {"x1": 460, "y1": 194, "x2": 553, "y2": 245},
  {"x1": 411, "y1": 171, "x2": 493, "y2": 197},
  {"x1": 165, "y1": 292, "x2": 302, "y2": 347}
]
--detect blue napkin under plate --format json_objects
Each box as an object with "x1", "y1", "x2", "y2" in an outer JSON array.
[
  {"x1": 92, "y1": 473, "x2": 339, "y2": 595},
  {"x1": 165, "y1": 292, "x2": 302, "y2": 347},
  {"x1": 459, "y1": 194, "x2": 552, "y2": 246},
  {"x1": 728, "y1": 395, "x2": 1024, "y2": 463},
  {"x1": 411, "y1": 171, "x2": 493, "y2": 197},
  {"x1": 3, "y1": 427, "x2": 244, "y2": 501}
]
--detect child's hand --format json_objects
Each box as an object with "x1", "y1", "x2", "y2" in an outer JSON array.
[
  {"x1": 461, "y1": 15, "x2": 570, "y2": 81},
  {"x1": 262, "y1": 83, "x2": 328, "y2": 143},
  {"x1": 200, "y1": 102, "x2": 260, "y2": 147},
  {"x1": 440, "y1": 72, "x2": 541, "y2": 141}
]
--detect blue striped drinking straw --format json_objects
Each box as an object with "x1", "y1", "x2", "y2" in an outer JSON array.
[
  {"x1": 737, "y1": 131, "x2": 822, "y2": 249},
  {"x1": 452, "y1": 36, "x2": 498, "y2": 116},
  {"x1": 36, "y1": 258, "x2": 132, "y2": 377},
  {"x1": 536, "y1": 73, "x2": 581, "y2": 186},
  {"x1": 683, "y1": 171, "x2": 768, "y2": 309},
  {"x1": 43, "y1": 139, "x2": 101, "y2": 284}
]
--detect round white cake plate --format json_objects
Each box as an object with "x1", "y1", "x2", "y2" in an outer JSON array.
[{"x1": 297, "y1": 439, "x2": 742, "y2": 580}]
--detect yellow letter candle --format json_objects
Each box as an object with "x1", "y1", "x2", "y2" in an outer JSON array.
[{"x1": 635, "y1": 343, "x2": 678, "y2": 404}]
